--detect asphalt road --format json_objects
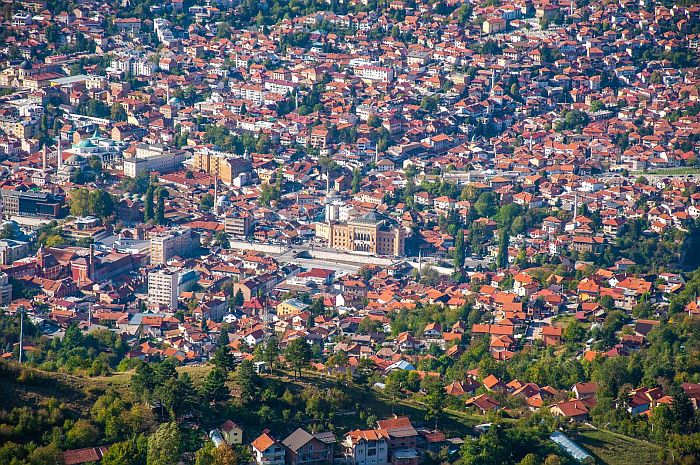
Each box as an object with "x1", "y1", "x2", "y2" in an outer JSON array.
[{"x1": 227, "y1": 239, "x2": 493, "y2": 275}]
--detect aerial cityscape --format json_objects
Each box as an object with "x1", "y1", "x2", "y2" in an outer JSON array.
[{"x1": 0, "y1": 0, "x2": 699, "y2": 464}]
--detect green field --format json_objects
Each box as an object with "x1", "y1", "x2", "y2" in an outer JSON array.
[{"x1": 569, "y1": 427, "x2": 661, "y2": 465}]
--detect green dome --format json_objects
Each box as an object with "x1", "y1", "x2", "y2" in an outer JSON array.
[{"x1": 76, "y1": 139, "x2": 95, "y2": 149}]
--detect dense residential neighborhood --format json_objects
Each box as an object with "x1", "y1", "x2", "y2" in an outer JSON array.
[{"x1": 0, "y1": 0, "x2": 699, "y2": 464}]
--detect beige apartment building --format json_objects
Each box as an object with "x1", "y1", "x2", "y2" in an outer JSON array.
[
  {"x1": 150, "y1": 227, "x2": 196, "y2": 265},
  {"x1": 192, "y1": 149, "x2": 252, "y2": 185},
  {"x1": 148, "y1": 268, "x2": 178, "y2": 310},
  {"x1": 224, "y1": 211, "x2": 252, "y2": 237},
  {"x1": 316, "y1": 211, "x2": 405, "y2": 257}
]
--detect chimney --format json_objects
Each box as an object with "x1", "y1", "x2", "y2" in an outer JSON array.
[{"x1": 89, "y1": 244, "x2": 95, "y2": 280}]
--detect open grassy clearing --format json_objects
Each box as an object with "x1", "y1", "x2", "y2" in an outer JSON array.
[{"x1": 569, "y1": 427, "x2": 661, "y2": 465}]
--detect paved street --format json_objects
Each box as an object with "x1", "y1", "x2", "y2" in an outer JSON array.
[{"x1": 227, "y1": 239, "x2": 493, "y2": 275}]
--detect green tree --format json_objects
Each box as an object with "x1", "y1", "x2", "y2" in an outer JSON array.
[
  {"x1": 496, "y1": 229, "x2": 509, "y2": 269},
  {"x1": 66, "y1": 419, "x2": 99, "y2": 449},
  {"x1": 154, "y1": 188, "x2": 167, "y2": 225},
  {"x1": 201, "y1": 193, "x2": 215, "y2": 210},
  {"x1": 352, "y1": 167, "x2": 362, "y2": 194},
  {"x1": 562, "y1": 321, "x2": 586, "y2": 343},
  {"x1": 70, "y1": 188, "x2": 90, "y2": 217},
  {"x1": 475, "y1": 191, "x2": 498, "y2": 217},
  {"x1": 144, "y1": 179, "x2": 155, "y2": 221},
  {"x1": 110, "y1": 103, "x2": 128, "y2": 122},
  {"x1": 201, "y1": 368, "x2": 230, "y2": 404},
  {"x1": 454, "y1": 229, "x2": 465, "y2": 270},
  {"x1": 423, "y1": 377, "x2": 446, "y2": 428},
  {"x1": 147, "y1": 422, "x2": 181, "y2": 465},
  {"x1": 235, "y1": 359, "x2": 259, "y2": 404},
  {"x1": 263, "y1": 334, "x2": 280, "y2": 370},
  {"x1": 213, "y1": 344, "x2": 236, "y2": 373},
  {"x1": 102, "y1": 436, "x2": 147, "y2": 465},
  {"x1": 214, "y1": 231, "x2": 230, "y2": 248},
  {"x1": 285, "y1": 338, "x2": 311, "y2": 379},
  {"x1": 88, "y1": 189, "x2": 115, "y2": 218},
  {"x1": 233, "y1": 289, "x2": 245, "y2": 307}
]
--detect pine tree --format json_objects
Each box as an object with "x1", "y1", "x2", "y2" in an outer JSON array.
[
  {"x1": 201, "y1": 368, "x2": 229, "y2": 404},
  {"x1": 454, "y1": 229, "x2": 465, "y2": 270},
  {"x1": 144, "y1": 180, "x2": 155, "y2": 221},
  {"x1": 496, "y1": 228, "x2": 510, "y2": 269},
  {"x1": 352, "y1": 167, "x2": 362, "y2": 193},
  {"x1": 285, "y1": 338, "x2": 311, "y2": 379},
  {"x1": 233, "y1": 289, "x2": 244, "y2": 307},
  {"x1": 155, "y1": 188, "x2": 166, "y2": 225}
]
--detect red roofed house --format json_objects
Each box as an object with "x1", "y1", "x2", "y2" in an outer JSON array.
[{"x1": 550, "y1": 400, "x2": 589, "y2": 421}]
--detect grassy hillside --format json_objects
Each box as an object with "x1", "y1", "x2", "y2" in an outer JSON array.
[
  {"x1": 1, "y1": 362, "x2": 665, "y2": 465},
  {"x1": 569, "y1": 427, "x2": 662, "y2": 465}
]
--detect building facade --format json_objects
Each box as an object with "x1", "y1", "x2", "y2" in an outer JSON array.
[
  {"x1": 0, "y1": 188, "x2": 63, "y2": 219},
  {"x1": 192, "y1": 148, "x2": 252, "y2": 185},
  {"x1": 148, "y1": 268, "x2": 178, "y2": 310},
  {"x1": 0, "y1": 239, "x2": 29, "y2": 265},
  {"x1": 150, "y1": 227, "x2": 196, "y2": 265},
  {"x1": 0, "y1": 272, "x2": 12, "y2": 305},
  {"x1": 123, "y1": 144, "x2": 188, "y2": 178},
  {"x1": 343, "y1": 430, "x2": 389, "y2": 465},
  {"x1": 316, "y1": 212, "x2": 405, "y2": 257}
]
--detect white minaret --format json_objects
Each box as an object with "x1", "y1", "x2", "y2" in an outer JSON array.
[
  {"x1": 42, "y1": 144, "x2": 47, "y2": 170},
  {"x1": 57, "y1": 137, "x2": 62, "y2": 171},
  {"x1": 573, "y1": 192, "x2": 579, "y2": 227}
]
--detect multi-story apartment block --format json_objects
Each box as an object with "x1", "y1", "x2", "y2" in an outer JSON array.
[
  {"x1": 343, "y1": 430, "x2": 389, "y2": 465},
  {"x1": 224, "y1": 211, "x2": 252, "y2": 237},
  {"x1": 192, "y1": 148, "x2": 252, "y2": 185},
  {"x1": 150, "y1": 227, "x2": 196, "y2": 265},
  {"x1": 148, "y1": 268, "x2": 179, "y2": 310}
]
